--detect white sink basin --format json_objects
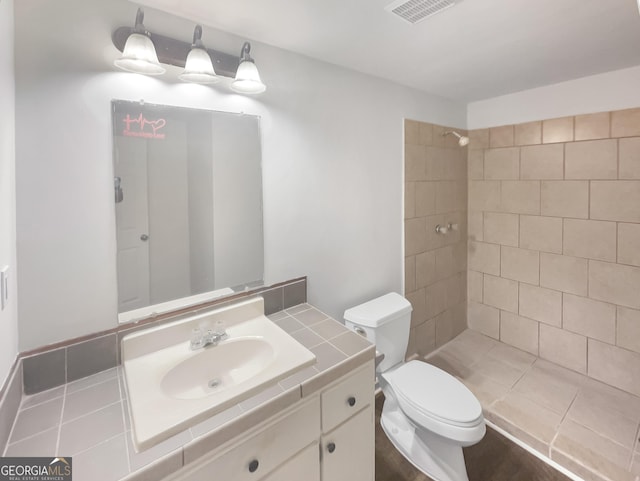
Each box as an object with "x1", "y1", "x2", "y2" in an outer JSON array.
[
  {"x1": 161, "y1": 338, "x2": 275, "y2": 400},
  {"x1": 122, "y1": 297, "x2": 316, "y2": 451}
]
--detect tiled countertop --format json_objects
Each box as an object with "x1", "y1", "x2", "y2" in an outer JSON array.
[
  {"x1": 2, "y1": 303, "x2": 374, "y2": 481},
  {"x1": 425, "y1": 329, "x2": 640, "y2": 481}
]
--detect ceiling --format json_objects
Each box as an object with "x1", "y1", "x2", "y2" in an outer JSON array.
[{"x1": 134, "y1": 0, "x2": 640, "y2": 102}]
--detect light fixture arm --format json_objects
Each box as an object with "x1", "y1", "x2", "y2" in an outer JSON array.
[
  {"x1": 192, "y1": 25, "x2": 204, "y2": 48},
  {"x1": 134, "y1": 8, "x2": 147, "y2": 35},
  {"x1": 240, "y1": 42, "x2": 254, "y2": 63}
]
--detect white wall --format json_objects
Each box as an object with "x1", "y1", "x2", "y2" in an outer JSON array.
[
  {"x1": 468, "y1": 65, "x2": 640, "y2": 129},
  {"x1": 0, "y1": 0, "x2": 18, "y2": 382},
  {"x1": 15, "y1": 0, "x2": 466, "y2": 351}
]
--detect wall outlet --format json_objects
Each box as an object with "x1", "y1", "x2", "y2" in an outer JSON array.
[{"x1": 0, "y1": 266, "x2": 8, "y2": 311}]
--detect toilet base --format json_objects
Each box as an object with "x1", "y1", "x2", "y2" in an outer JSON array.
[{"x1": 380, "y1": 397, "x2": 472, "y2": 481}]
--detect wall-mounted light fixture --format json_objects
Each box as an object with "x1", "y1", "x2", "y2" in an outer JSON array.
[
  {"x1": 114, "y1": 9, "x2": 165, "y2": 76},
  {"x1": 112, "y1": 9, "x2": 266, "y2": 94},
  {"x1": 231, "y1": 42, "x2": 267, "y2": 94},
  {"x1": 179, "y1": 25, "x2": 219, "y2": 84}
]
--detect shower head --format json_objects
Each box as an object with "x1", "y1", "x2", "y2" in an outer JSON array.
[{"x1": 443, "y1": 130, "x2": 470, "y2": 147}]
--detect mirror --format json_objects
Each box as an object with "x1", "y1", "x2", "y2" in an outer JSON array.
[{"x1": 112, "y1": 100, "x2": 264, "y2": 322}]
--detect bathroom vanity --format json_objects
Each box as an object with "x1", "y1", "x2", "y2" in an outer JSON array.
[{"x1": 166, "y1": 361, "x2": 374, "y2": 481}]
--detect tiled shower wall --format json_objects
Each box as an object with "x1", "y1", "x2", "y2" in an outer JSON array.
[
  {"x1": 404, "y1": 120, "x2": 468, "y2": 358},
  {"x1": 467, "y1": 107, "x2": 640, "y2": 397}
]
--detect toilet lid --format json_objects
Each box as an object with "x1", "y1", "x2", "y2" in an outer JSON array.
[{"x1": 386, "y1": 360, "x2": 482, "y2": 427}]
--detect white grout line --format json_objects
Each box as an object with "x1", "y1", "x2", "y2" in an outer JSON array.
[{"x1": 54, "y1": 383, "x2": 67, "y2": 455}]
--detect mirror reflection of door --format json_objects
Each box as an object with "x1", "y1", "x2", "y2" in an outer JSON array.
[
  {"x1": 112, "y1": 101, "x2": 264, "y2": 316},
  {"x1": 114, "y1": 137, "x2": 151, "y2": 311}
]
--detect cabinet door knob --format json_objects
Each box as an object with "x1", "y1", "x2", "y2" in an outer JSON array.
[
  {"x1": 327, "y1": 442, "x2": 336, "y2": 453},
  {"x1": 248, "y1": 459, "x2": 259, "y2": 473},
  {"x1": 347, "y1": 396, "x2": 356, "y2": 407}
]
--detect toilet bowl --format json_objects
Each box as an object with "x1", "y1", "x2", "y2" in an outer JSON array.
[{"x1": 344, "y1": 293, "x2": 485, "y2": 481}]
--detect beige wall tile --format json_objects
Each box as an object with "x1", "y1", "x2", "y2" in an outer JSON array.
[
  {"x1": 519, "y1": 215, "x2": 563, "y2": 254},
  {"x1": 574, "y1": 112, "x2": 611, "y2": 141},
  {"x1": 589, "y1": 260, "x2": 640, "y2": 309},
  {"x1": 469, "y1": 129, "x2": 489, "y2": 150},
  {"x1": 484, "y1": 274, "x2": 519, "y2": 313},
  {"x1": 468, "y1": 211, "x2": 483, "y2": 241},
  {"x1": 468, "y1": 149, "x2": 484, "y2": 180},
  {"x1": 405, "y1": 144, "x2": 427, "y2": 180},
  {"x1": 415, "y1": 318, "x2": 437, "y2": 357},
  {"x1": 500, "y1": 311, "x2": 539, "y2": 355},
  {"x1": 619, "y1": 137, "x2": 640, "y2": 179},
  {"x1": 484, "y1": 147, "x2": 520, "y2": 180},
  {"x1": 588, "y1": 339, "x2": 640, "y2": 397},
  {"x1": 468, "y1": 301, "x2": 500, "y2": 339},
  {"x1": 427, "y1": 147, "x2": 454, "y2": 180},
  {"x1": 541, "y1": 181, "x2": 589, "y2": 219},
  {"x1": 419, "y1": 122, "x2": 434, "y2": 146},
  {"x1": 424, "y1": 214, "x2": 448, "y2": 251},
  {"x1": 617, "y1": 306, "x2": 640, "y2": 355},
  {"x1": 483, "y1": 212, "x2": 519, "y2": 247},
  {"x1": 469, "y1": 181, "x2": 500, "y2": 212},
  {"x1": 519, "y1": 283, "x2": 562, "y2": 327},
  {"x1": 514, "y1": 121, "x2": 542, "y2": 146},
  {"x1": 611, "y1": 107, "x2": 640, "y2": 138},
  {"x1": 405, "y1": 119, "x2": 421, "y2": 145},
  {"x1": 540, "y1": 253, "x2": 588, "y2": 296},
  {"x1": 563, "y1": 293, "x2": 616, "y2": 344},
  {"x1": 490, "y1": 125, "x2": 515, "y2": 148},
  {"x1": 405, "y1": 218, "x2": 426, "y2": 256},
  {"x1": 565, "y1": 139, "x2": 617, "y2": 180},
  {"x1": 406, "y1": 288, "x2": 427, "y2": 327},
  {"x1": 591, "y1": 181, "x2": 640, "y2": 223},
  {"x1": 435, "y1": 181, "x2": 458, "y2": 214},
  {"x1": 468, "y1": 270, "x2": 483, "y2": 303},
  {"x1": 563, "y1": 219, "x2": 617, "y2": 262},
  {"x1": 434, "y1": 245, "x2": 455, "y2": 281},
  {"x1": 431, "y1": 125, "x2": 447, "y2": 148},
  {"x1": 501, "y1": 246, "x2": 540, "y2": 285},
  {"x1": 468, "y1": 241, "x2": 501, "y2": 276},
  {"x1": 500, "y1": 181, "x2": 540, "y2": 215},
  {"x1": 405, "y1": 181, "x2": 415, "y2": 219},
  {"x1": 425, "y1": 278, "x2": 453, "y2": 319},
  {"x1": 539, "y1": 324, "x2": 587, "y2": 374},
  {"x1": 405, "y1": 256, "x2": 416, "y2": 293},
  {"x1": 618, "y1": 223, "x2": 640, "y2": 267},
  {"x1": 543, "y1": 117, "x2": 574, "y2": 144},
  {"x1": 415, "y1": 250, "x2": 436, "y2": 288},
  {"x1": 414, "y1": 181, "x2": 436, "y2": 217},
  {"x1": 520, "y1": 144, "x2": 564, "y2": 180}
]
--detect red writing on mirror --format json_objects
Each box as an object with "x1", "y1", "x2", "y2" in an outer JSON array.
[{"x1": 122, "y1": 113, "x2": 166, "y2": 139}]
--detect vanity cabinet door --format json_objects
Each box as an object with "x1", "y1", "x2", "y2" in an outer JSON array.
[
  {"x1": 321, "y1": 405, "x2": 374, "y2": 481},
  {"x1": 261, "y1": 442, "x2": 320, "y2": 481}
]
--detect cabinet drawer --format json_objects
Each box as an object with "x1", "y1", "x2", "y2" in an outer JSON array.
[
  {"x1": 321, "y1": 362, "x2": 374, "y2": 433},
  {"x1": 182, "y1": 396, "x2": 320, "y2": 481}
]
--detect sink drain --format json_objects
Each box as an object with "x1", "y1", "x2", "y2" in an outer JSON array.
[{"x1": 208, "y1": 379, "x2": 221, "y2": 389}]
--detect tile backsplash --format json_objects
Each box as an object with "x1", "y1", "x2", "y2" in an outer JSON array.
[
  {"x1": 404, "y1": 120, "x2": 468, "y2": 357},
  {"x1": 21, "y1": 278, "x2": 307, "y2": 395},
  {"x1": 467, "y1": 107, "x2": 640, "y2": 396}
]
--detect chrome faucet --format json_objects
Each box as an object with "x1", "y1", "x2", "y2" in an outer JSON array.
[{"x1": 190, "y1": 324, "x2": 228, "y2": 350}]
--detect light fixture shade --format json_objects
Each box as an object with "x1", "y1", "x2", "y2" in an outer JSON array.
[
  {"x1": 179, "y1": 48, "x2": 219, "y2": 84},
  {"x1": 114, "y1": 32, "x2": 165, "y2": 75},
  {"x1": 231, "y1": 60, "x2": 266, "y2": 94}
]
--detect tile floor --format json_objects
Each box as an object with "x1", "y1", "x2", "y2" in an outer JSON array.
[
  {"x1": 425, "y1": 329, "x2": 640, "y2": 481},
  {"x1": 374, "y1": 394, "x2": 573, "y2": 481}
]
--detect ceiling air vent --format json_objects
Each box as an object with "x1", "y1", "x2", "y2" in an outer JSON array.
[{"x1": 385, "y1": 0, "x2": 456, "y2": 25}]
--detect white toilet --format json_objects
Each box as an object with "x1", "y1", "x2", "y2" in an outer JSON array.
[{"x1": 344, "y1": 292, "x2": 485, "y2": 481}]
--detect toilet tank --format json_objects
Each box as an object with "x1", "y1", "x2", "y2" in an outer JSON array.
[{"x1": 344, "y1": 293, "x2": 412, "y2": 373}]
